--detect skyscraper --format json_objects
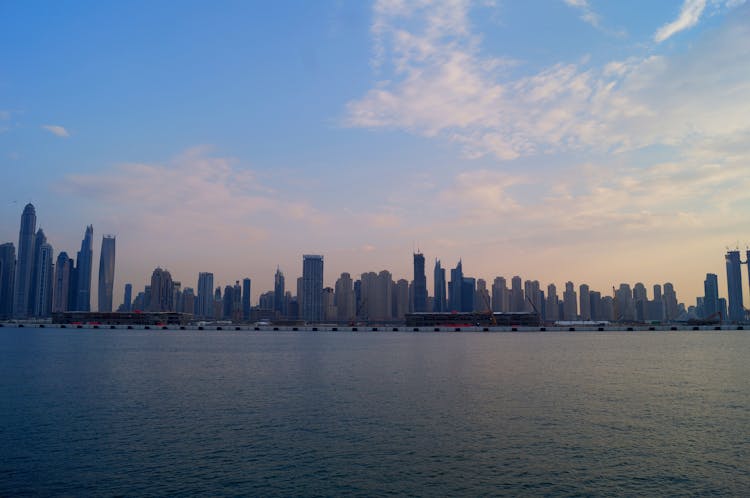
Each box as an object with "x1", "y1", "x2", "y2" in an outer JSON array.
[
  {"x1": 122, "y1": 283, "x2": 133, "y2": 312},
  {"x1": 546, "y1": 284, "x2": 559, "y2": 321},
  {"x1": 302, "y1": 254, "x2": 324, "y2": 323},
  {"x1": 511, "y1": 276, "x2": 524, "y2": 312},
  {"x1": 725, "y1": 250, "x2": 744, "y2": 322},
  {"x1": 74, "y1": 225, "x2": 94, "y2": 311},
  {"x1": 52, "y1": 252, "x2": 73, "y2": 313},
  {"x1": 13, "y1": 203, "x2": 36, "y2": 318},
  {"x1": 149, "y1": 267, "x2": 174, "y2": 312},
  {"x1": 29, "y1": 228, "x2": 48, "y2": 316},
  {"x1": 197, "y1": 272, "x2": 214, "y2": 318},
  {"x1": 433, "y1": 259, "x2": 446, "y2": 312},
  {"x1": 563, "y1": 281, "x2": 577, "y2": 320},
  {"x1": 335, "y1": 272, "x2": 355, "y2": 322},
  {"x1": 32, "y1": 242, "x2": 54, "y2": 317},
  {"x1": 662, "y1": 283, "x2": 678, "y2": 321},
  {"x1": 491, "y1": 277, "x2": 508, "y2": 312},
  {"x1": 579, "y1": 284, "x2": 591, "y2": 321},
  {"x1": 242, "y1": 278, "x2": 252, "y2": 321},
  {"x1": 98, "y1": 235, "x2": 116, "y2": 312},
  {"x1": 702, "y1": 273, "x2": 719, "y2": 319},
  {"x1": 448, "y1": 260, "x2": 463, "y2": 312},
  {"x1": 461, "y1": 277, "x2": 475, "y2": 312},
  {"x1": 274, "y1": 268, "x2": 285, "y2": 316},
  {"x1": 232, "y1": 280, "x2": 242, "y2": 322},
  {"x1": 394, "y1": 278, "x2": 410, "y2": 319},
  {"x1": 0, "y1": 243, "x2": 15, "y2": 319},
  {"x1": 412, "y1": 252, "x2": 427, "y2": 312}
]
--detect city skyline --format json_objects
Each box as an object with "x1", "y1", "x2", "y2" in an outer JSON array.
[
  {"x1": 1, "y1": 203, "x2": 747, "y2": 325},
  {"x1": 1, "y1": 1, "x2": 750, "y2": 309}
]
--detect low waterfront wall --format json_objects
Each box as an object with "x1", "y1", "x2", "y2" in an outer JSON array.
[{"x1": 0, "y1": 322, "x2": 743, "y2": 333}]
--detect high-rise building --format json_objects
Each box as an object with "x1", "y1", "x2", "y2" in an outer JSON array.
[
  {"x1": 725, "y1": 250, "x2": 744, "y2": 322},
  {"x1": 335, "y1": 272, "x2": 355, "y2": 322},
  {"x1": 29, "y1": 228, "x2": 48, "y2": 315},
  {"x1": 13, "y1": 203, "x2": 36, "y2": 318},
  {"x1": 475, "y1": 279, "x2": 490, "y2": 312},
  {"x1": 546, "y1": 283, "x2": 559, "y2": 321},
  {"x1": 433, "y1": 260, "x2": 446, "y2": 312},
  {"x1": 223, "y1": 285, "x2": 234, "y2": 319},
  {"x1": 182, "y1": 287, "x2": 195, "y2": 315},
  {"x1": 52, "y1": 252, "x2": 73, "y2": 313},
  {"x1": 242, "y1": 278, "x2": 252, "y2": 321},
  {"x1": 589, "y1": 290, "x2": 601, "y2": 321},
  {"x1": 74, "y1": 225, "x2": 94, "y2": 311},
  {"x1": 662, "y1": 283, "x2": 678, "y2": 321},
  {"x1": 97, "y1": 235, "x2": 116, "y2": 312},
  {"x1": 579, "y1": 284, "x2": 591, "y2": 321},
  {"x1": 511, "y1": 276, "x2": 524, "y2": 312},
  {"x1": 274, "y1": 268, "x2": 285, "y2": 316},
  {"x1": 122, "y1": 283, "x2": 133, "y2": 312},
  {"x1": 394, "y1": 278, "x2": 409, "y2": 319},
  {"x1": 461, "y1": 277, "x2": 475, "y2": 312},
  {"x1": 197, "y1": 272, "x2": 214, "y2": 318},
  {"x1": 703, "y1": 273, "x2": 720, "y2": 319},
  {"x1": 0, "y1": 243, "x2": 15, "y2": 319},
  {"x1": 302, "y1": 255, "x2": 324, "y2": 323},
  {"x1": 322, "y1": 287, "x2": 337, "y2": 321},
  {"x1": 491, "y1": 277, "x2": 508, "y2": 312},
  {"x1": 615, "y1": 284, "x2": 634, "y2": 321},
  {"x1": 563, "y1": 281, "x2": 577, "y2": 320},
  {"x1": 448, "y1": 260, "x2": 463, "y2": 312},
  {"x1": 633, "y1": 282, "x2": 647, "y2": 321},
  {"x1": 149, "y1": 267, "x2": 174, "y2": 312},
  {"x1": 412, "y1": 252, "x2": 427, "y2": 312},
  {"x1": 32, "y1": 242, "x2": 54, "y2": 317},
  {"x1": 232, "y1": 280, "x2": 242, "y2": 322}
]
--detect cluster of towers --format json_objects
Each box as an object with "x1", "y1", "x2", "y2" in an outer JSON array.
[
  {"x1": 3, "y1": 204, "x2": 745, "y2": 324},
  {"x1": 0, "y1": 204, "x2": 115, "y2": 319},
  {"x1": 117, "y1": 251, "x2": 728, "y2": 325}
]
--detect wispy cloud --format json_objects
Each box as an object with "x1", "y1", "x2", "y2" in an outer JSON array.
[
  {"x1": 562, "y1": 0, "x2": 622, "y2": 35},
  {"x1": 346, "y1": 0, "x2": 750, "y2": 161},
  {"x1": 41, "y1": 124, "x2": 70, "y2": 137},
  {"x1": 654, "y1": 0, "x2": 706, "y2": 43}
]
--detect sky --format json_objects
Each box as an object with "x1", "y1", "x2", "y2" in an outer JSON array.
[{"x1": 1, "y1": 0, "x2": 750, "y2": 308}]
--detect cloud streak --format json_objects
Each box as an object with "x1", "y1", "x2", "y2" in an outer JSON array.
[
  {"x1": 42, "y1": 124, "x2": 70, "y2": 137},
  {"x1": 654, "y1": 0, "x2": 706, "y2": 43}
]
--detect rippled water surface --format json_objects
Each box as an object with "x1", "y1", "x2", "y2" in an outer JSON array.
[{"x1": 1, "y1": 328, "x2": 749, "y2": 496}]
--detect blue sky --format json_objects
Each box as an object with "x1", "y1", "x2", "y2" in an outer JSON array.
[{"x1": 2, "y1": 0, "x2": 749, "y2": 307}]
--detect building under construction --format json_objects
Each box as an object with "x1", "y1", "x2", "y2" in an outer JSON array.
[{"x1": 405, "y1": 311, "x2": 540, "y2": 327}]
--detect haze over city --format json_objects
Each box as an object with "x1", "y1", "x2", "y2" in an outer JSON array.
[{"x1": 2, "y1": 0, "x2": 750, "y2": 307}]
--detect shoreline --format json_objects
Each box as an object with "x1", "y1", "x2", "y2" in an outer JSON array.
[{"x1": 0, "y1": 322, "x2": 744, "y2": 333}]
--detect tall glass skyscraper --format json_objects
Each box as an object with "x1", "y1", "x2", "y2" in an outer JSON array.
[
  {"x1": 412, "y1": 252, "x2": 427, "y2": 312},
  {"x1": 0, "y1": 243, "x2": 16, "y2": 319},
  {"x1": 703, "y1": 273, "x2": 720, "y2": 319},
  {"x1": 726, "y1": 250, "x2": 744, "y2": 322},
  {"x1": 274, "y1": 268, "x2": 285, "y2": 315},
  {"x1": 74, "y1": 225, "x2": 94, "y2": 311},
  {"x1": 433, "y1": 259, "x2": 446, "y2": 312},
  {"x1": 448, "y1": 260, "x2": 463, "y2": 312},
  {"x1": 122, "y1": 283, "x2": 133, "y2": 312},
  {"x1": 302, "y1": 255, "x2": 324, "y2": 323},
  {"x1": 52, "y1": 252, "x2": 73, "y2": 313},
  {"x1": 98, "y1": 235, "x2": 116, "y2": 312},
  {"x1": 197, "y1": 272, "x2": 214, "y2": 318},
  {"x1": 13, "y1": 203, "x2": 36, "y2": 318},
  {"x1": 32, "y1": 242, "x2": 54, "y2": 317},
  {"x1": 242, "y1": 278, "x2": 252, "y2": 321}
]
